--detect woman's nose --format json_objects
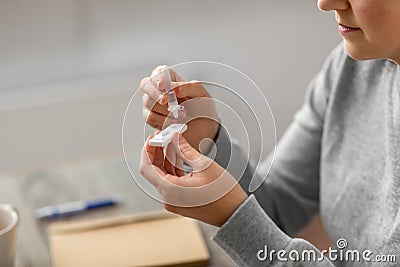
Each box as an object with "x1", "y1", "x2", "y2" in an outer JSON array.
[{"x1": 318, "y1": 0, "x2": 350, "y2": 12}]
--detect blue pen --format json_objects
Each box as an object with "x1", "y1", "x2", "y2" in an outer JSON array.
[{"x1": 34, "y1": 196, "x2": 122, "y2": 220}]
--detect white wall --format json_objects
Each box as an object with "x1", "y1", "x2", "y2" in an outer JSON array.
[{"x1": 0, "y1": 0, "x2": 341, "y2": 175}]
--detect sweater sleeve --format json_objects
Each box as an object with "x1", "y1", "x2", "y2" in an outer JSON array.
[
  {"x1": 210, "y1": 43, "x2": 348, "y2": 266},
  {"x1": 212, "y1": 195, "x2": 334, "y2": 266}
]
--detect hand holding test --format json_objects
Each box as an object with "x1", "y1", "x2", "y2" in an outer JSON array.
[{"x1": 149, "y1": 123, "x2": 188, "y2": 147}]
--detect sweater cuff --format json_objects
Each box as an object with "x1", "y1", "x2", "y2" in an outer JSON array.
[{"x1": 212, "y1": 195, "x2": 292, "y2": 265}]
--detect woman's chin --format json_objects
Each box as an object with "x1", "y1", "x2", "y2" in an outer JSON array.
[
  {"x1": 343, "y1": 41, "x2": 389, "y2": 62},
  {"x1": 344, "y1": 44, "x2": 374, "y2": 61}
]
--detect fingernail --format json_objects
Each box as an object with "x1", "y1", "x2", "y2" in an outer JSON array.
[
  {"x1": 157, "y1": 80, "x2": 161, "y2": 89},
  {"x1": 157, "y1": 93, "x2": 164, "y2": 103},
  {"x1": 178, "y1": 109, "x2": 186, "y2": 118}
]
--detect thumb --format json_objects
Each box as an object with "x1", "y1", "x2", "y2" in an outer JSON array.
[
  {"x1": 172, "y1": 81, "x2": 210, "y2": 99},
  {"x1": 172, "y1": 133, "x2": 209, "y2": 171}
]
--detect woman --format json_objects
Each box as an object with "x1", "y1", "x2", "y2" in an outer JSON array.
[{"x1": 139, "y1": 0, "x2": 400, "y2": 265}]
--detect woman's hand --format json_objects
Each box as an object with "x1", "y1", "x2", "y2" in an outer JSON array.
[
  {"x1": 140, "y1": 65, "x2": 219, "y2": 152},
  {"x1": 139, "y1": 133, "x2": 247, "y2": 227}
]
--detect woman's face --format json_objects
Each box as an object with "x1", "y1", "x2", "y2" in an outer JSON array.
[{"x1": 318, "y1": 0, "x2": 400, "y2": 64}]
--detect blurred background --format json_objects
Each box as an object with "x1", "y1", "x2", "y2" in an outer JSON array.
[{"x1": 0, "y1": 0, "x2": 340, "y2": 175}]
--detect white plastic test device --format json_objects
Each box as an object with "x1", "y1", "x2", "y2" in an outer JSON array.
[{"x1": 149, "y1": 123, "x2": 188, "y2": 147}]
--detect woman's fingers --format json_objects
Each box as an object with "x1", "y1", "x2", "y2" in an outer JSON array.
[
  {"x1": 139, "y1": 136, "x2": 167, "y2": 187},
  {"x1": 175, "y1": 156, "x2": 185, "y2": 177},
  {"x1": 152, "y1": 131, "x2": 164, "y2": 168},
  {"x1": 142, "y1": 93, "x2": 169, "y2": 115},
  {"x1": 144, "y1": 66, "x2": 187, "y2": 106},
  {"x1": 143, "y1": 109, "x2": 169, "y2": 129},
  {"x1": 171, "y1": 133, "x2": 210, "y2": 171},
  {"x1": 163, "y1": 143, "x2": 177, "y2": 176},
  {"x1": 172, "y1": 81, "x2": 210, "y2": 99},
  {"x1": 140, "y1": 76, "x2": 162, "y2": 103},
  {"x1": 151, "y1": 65, "x2": 184, "y2": 90}
]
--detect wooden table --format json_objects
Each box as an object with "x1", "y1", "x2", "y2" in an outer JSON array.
[{"x1": 0, "y1": 155, "x2": 235, "y2": 267}]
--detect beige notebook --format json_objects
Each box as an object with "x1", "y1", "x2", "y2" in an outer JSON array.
[{"x1": 48, "y1": 211, "x2": 210, "y2": 267}]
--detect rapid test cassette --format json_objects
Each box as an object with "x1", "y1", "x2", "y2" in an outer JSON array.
[{"x1": 149, "y1": 123, "x2": 187, "y2": 147}]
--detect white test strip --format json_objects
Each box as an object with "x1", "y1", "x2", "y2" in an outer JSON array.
[{"x1": 149, "y1": 123, "x2": 188, "y2": 147}]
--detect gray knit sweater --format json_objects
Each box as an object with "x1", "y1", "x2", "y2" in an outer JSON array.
[{"x1": 211, "y1": 43, "x2": 400, "y2": 266}]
